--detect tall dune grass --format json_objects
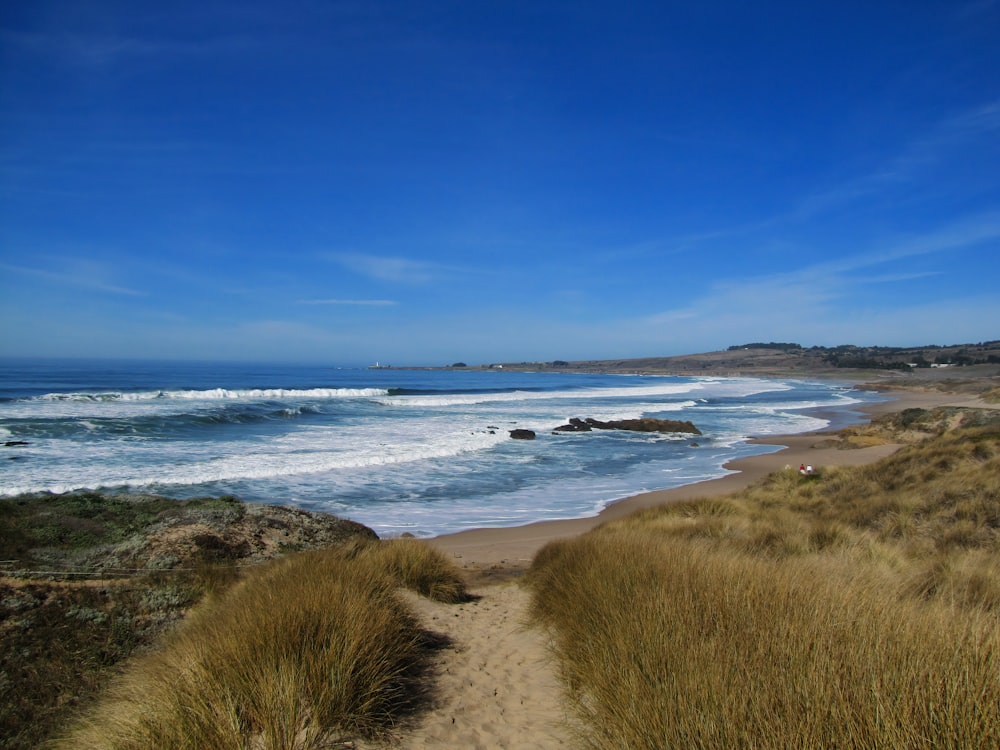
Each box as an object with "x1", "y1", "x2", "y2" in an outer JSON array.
[
  {"x1": 526, "y1": 421, "x2": 1000, "y2": 749},
  {"x1": 355, "y1": 536, "x2": 468, "y2": 603},
  {"x1": 53, "y1": 539, "x2": 465, "y2": 749}
]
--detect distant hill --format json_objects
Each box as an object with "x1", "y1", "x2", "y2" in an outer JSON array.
[{"x1": 486, "y1": 341, "x2": 1000, "y2": 377}]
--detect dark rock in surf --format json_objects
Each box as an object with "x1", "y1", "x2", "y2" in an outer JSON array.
[
  {"x1": 509, "y1": 429, "x2": 536, "y2": 440},
  {"x1": 554, "y1": 417, "x2": 701, "y2": 435},
  {"x1": 553, "y1": 418, "x2": 593, "y2": 432}
]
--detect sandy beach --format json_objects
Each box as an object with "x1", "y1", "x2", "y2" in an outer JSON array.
[
  {"x1": 358, "y1": 384, "x2": 995, "y2": 749},
  {"x1": 427, "y1": 386, "x2": 990, "y2": 568}
]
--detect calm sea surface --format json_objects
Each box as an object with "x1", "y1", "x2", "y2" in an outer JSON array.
[{"x1": 0, "y1": 359, "x2": 886, "y2": 537}]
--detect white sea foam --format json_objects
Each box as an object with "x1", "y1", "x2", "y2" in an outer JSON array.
[
  {"x1": 0, "y1": 418, "x2": 509, "y2": 496},
  {"x1": 375, "y1": 382, "x2": 707, "y2": 408},
  {"x1": 2, "y1": 387, "x2": 390, "y2": 422},
  {"x1": 35, "y1": 387, "x2": 389, "y2": 402},
  {"x1": 0, "y1": 367, "x2": 883, "y2": 536}
]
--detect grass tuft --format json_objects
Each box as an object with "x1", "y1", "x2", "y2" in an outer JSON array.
[
  {"x1": 52, "y1": 540, "x2": 465, "y2": 749},
  {"x1": 358, "y1": 537, "x2": 469, "y2": 603}
]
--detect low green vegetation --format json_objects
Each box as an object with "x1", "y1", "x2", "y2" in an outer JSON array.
[
  {"x1": 526, "y1": 409, "x2": 1000, "y2": 749},
  {"x1": 0, "y1": 493, "x2": 377, "y2": 750},
  {"x1": 52, "y1": 538, "x2": 465, "y2": 749},
  {"x1": 1, "y1": 564, "x2": 239, "y2": 750},
  {"x1": 0, "y1": 493, "x2": 243, "y2": 563}
]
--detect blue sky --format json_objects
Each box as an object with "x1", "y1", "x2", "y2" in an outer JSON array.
[{"x1": 1, "y1": 1, "x2": 998, "y2": 365}]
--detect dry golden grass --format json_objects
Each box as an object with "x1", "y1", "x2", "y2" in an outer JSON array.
[
  {"x1": 839, "y1": 433, "x2": 893, "y2": 448},
  {"x1": 831, "y1": 404, "x2": 997, "y2": 449},
  {"x1": 52, "y1": 539, "x2": 465, "y2": 749},
  {"x1": 355, "y1": 536, "x2": 468, "y2": 603},
  {"x1": 526, "y1": 417, "x2": 1000, "y2": 749}
]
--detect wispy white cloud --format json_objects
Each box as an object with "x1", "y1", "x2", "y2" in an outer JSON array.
[
  {"x1": 639, "y1": 272, "x2": 831, "y2": 332},
  {"x1": 876, "y1": 98, "x2": 1000, "y2": 183},
  {"x1": 938, "y1": 99, "x2": 1000, "y2": 141},
  {"x1": 621, "y1": 210, "x2": 1000, "y2": 352},
  {"x1": 786, "y1": 101, "x2": 1000, "y2": 231},
  {"x1": 858, "y1": 97, "x2": 998, "y2": 182},
  {"x1": 0, "y1": 260, "x2": 145, "y2": 297},
  {"x1": 612, "y1": 282, "x2": 1000, "y2": 356},
  {"x1": 856, "y1": 271, "x2": 942, "y2": 285},
  {"x1": 297, "y1": 298, "x2": 398, "y2": 306},
  {"x1": 325, "y1": 252, "x2": 457, "y2": 284},
  {"x1": 817, "y1": 210, "x2": 1000, "y2": 277},
  {"x1": 652, "y1": 99, "x2": 1000, "y2": 254}
]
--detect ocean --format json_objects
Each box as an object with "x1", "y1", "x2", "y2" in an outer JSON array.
[{"x1": 0, "y1": 359, "x2": 886, "y2": 538}]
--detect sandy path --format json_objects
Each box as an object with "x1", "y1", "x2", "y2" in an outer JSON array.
[{"x1": 360, "y1": 580, "x2": 572, "y2": 749}]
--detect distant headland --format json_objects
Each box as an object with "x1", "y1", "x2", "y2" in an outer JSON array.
[{"x1": 401, "y1": 340, "x2": 1000, "y2": 380}]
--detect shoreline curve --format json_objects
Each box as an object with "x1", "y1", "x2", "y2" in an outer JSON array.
[{"x1": 428, "y1": 386, "x2": 992, "y2": 567}]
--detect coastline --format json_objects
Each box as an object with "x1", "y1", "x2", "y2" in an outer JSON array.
[{"x1": 428, "y1": 385, "x2": 993, "y2": 567}]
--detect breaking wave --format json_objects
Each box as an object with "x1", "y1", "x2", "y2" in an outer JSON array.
[{"x1": 31, "y1": 387, "x2": 390, "y2": 403}]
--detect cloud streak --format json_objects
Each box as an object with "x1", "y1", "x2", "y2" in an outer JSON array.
[
  {"x1": 0, "y1": 260, "x2": 145, "y2": 297},
  {"x1": 325, "y1": 252, "x2": 459, "y2": 285},
  {"x1": 657, "y1": 98, "x2": 1000, "y2": 254},
  {"x1": 631, "y1": 210, "x2": 1000, "y2": 347},
  {"x1": 818, "y1": 211, "x2": 1000, "y2": 277},
  {"x1": 297, "y1": 298, "x2": 398, "y2": 306}
]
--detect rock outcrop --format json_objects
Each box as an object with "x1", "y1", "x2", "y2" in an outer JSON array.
[
  {"x1": 509, "y1": 428, "x2": 537, "y2": 440},
  {"x1": 553, "y1": 417, "x2": 701, "y2": 435},
  {"x1": 1, "y1": 491, "x2": 378, "y2": 574}
]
